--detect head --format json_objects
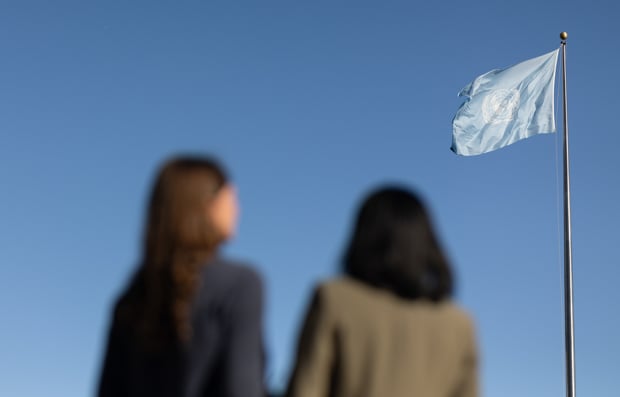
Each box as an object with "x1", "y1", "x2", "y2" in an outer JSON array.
[
  {"x1": 343, "y1": 186, "x2": 453, "y2": 301},
  {"x1": 130, "y1": 155, "x2": 238, "y2": 348},
  {"x1": 143, "y1": 155, "x2": 238, "y2": 266}
]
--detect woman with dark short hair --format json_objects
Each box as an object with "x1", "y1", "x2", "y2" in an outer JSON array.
[
  {"x1": 285, "y1": 186, "x2": 478, "y2": 397},
  {"x1": 97, "y1": 156, "x2": 265, "y2": 397}
]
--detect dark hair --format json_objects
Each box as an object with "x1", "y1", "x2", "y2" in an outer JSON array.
[
  {"x1": 116, "y1": 155, "x2": 228, "y2": 351},
  {"x1": 343, "y1": 186, "x2": 453, "y2": 301}
]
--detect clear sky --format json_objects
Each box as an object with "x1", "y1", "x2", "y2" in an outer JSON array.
[{"x1": 1, "y1": 1, "x2": 618, "y2": 396}]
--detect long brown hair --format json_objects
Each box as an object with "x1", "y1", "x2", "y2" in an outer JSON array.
[{"x1": 118, "y1": 156, "x2": 228, "y2": 351}]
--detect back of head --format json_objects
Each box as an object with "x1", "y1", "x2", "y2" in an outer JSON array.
[
  {"x1": 118, "y1": 155, "x2": 230, "y2": 352},
  {"x1": 343, "y1": 186, "x2": 453, "y2": 301}
]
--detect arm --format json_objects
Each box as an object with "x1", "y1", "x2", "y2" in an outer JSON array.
[
  {"x1": 225, "y1": 269, "x2": 266, "y2": 397},
  {"x1": 285, "y1": 285, "x2": 335, "y2": 397}
]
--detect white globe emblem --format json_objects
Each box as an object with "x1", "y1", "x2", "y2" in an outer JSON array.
[{"x1": 482, "y1": 89, "x2": 520, "y2": 125}]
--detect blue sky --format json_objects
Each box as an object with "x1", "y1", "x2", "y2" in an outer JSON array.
[{"x1": 1, "y1": 1, "x2": 619, "y2": 396}]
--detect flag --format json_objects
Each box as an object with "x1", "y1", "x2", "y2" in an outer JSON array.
[{"x1": 451, "y1": 49, "x2": 559, "y2": 156}]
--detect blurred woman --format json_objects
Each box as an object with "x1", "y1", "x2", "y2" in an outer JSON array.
[
  {"x1": 286, "y1": 186, "x2": 478, "y2": 397},
  {"x1": 98, "y1": 156, "x2": 265, "y2": 397}
]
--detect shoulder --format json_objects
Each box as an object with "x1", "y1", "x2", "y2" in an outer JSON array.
[
  {"x1": 309, "y1": 277, "x2": 377, "y2": 312},
  {"x1": 204, "y1": 257, "x2": 263, "y2": 288},
  {"x1": 317, "y1": 277, "x2": 363, "y2": 295},
  {"x1": 314, "y1": 279, "x2": 476, "y2": 327},
  {"x1": 316, "y1": 276, "x2": 388, "y2": 301},
  {"x1": 436, "y1": 300, "x2": 477, "y2": 333},
  {"x1": 199, "y1": 257, "x2": 264, "y2": 307},
  {"x1": 439, "y1": 301, "x2": 473, "y2": 319}
]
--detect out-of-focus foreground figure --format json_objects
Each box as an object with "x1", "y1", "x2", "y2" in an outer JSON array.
[
  {"x1": 97, "y1": 155, "x2": 265, "y2": 397},
  {"x1": 286, "y1": 186, "x2": 478, "y2": 397}
]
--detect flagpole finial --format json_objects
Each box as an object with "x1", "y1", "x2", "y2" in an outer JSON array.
[{"x1": 560, "y1": 32, "x2": 568, "y2": 41}]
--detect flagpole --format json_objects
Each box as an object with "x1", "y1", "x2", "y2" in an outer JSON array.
[{"x1": 560, "y1": 31, "x2": 576, "y2": 397}]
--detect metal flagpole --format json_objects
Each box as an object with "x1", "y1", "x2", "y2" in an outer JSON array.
[{"x1": 560, "y1": 31, "x2": 576, "y2": 397}]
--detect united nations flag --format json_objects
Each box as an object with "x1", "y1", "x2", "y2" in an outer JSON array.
[{"x1": 451, "y1": 49, "x2": 559, "y2": 156}]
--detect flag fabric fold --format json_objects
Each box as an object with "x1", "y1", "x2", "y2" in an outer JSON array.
[{"x1": 451, "y1": 49, "x2": 559, "y2": 156}]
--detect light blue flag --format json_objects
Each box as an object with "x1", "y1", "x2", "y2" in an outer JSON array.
[{"x1": 451, "y1": 49, "x2": 559, "y2": 156}]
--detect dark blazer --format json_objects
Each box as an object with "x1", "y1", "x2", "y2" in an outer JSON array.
[
  {"x1": 286, "y1": 277, "x2": 478, "y2": 397},
  {"x1": 97, "y1": 257, "x2": 265, "y2": 397}
]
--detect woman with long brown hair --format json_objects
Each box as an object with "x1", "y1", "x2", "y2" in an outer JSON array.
[{"x1": 98, "y1": 156, "x2": 265, "y2": 397}]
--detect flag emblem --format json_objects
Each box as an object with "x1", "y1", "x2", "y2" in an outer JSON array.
[{"x1": 482, "y1": 89, "x2": 520, "y2": 124}]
